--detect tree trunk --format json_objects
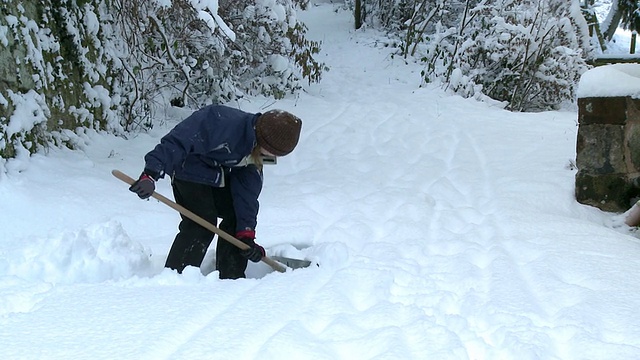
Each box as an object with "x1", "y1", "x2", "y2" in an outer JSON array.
[
  {"x1": 355, "y1": 0, "x2": 362, "y2": 29},
  {"x1": 602, "y1": 0, "x2": 623, "y2": 41}
]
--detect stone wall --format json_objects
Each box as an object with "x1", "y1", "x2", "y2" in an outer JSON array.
[{"x1": 575, "y1": 96, "x2": 640, "y2": 212}]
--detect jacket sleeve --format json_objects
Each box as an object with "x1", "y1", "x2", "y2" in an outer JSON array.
[
  {"x1": 229, "y1": 164, "x2": 263, "y2": 232},
  {"x1": 143, "y1": 110, "x2": 216, "y2": 178}
]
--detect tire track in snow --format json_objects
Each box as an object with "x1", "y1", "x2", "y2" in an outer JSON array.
[
  {"x1": 295, "y1": 264, "x2": 472, "y2": 358},
  {"x1": 419, "y1": 122, "x2": 499, "y2": 356},
  {"x1": 148, "y1": 271, "x2": 347, "y2": 359},
  {"x1": 446, "y1": 125, "x2": 562, "y2": 357},
  {"x1": 294, "y1": 100, "x2": 419, "y2": 252},
  {"x1": 413, "y1": 116, "x2": 559, "y2": 356},
  {"x1": 141, "y1": 284, "x2": 254, "y2": 360}
]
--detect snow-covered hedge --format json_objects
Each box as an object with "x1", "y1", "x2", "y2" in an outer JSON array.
[
  {"x1": 0, "y1": 0, "x2": 323, "y2": 161},
  {"x1": 114, "y1": 0, "x2": 324, "y2": 130},
  {"x1": 0, "y1": 0, "x2": 122, "y2": 160},
  {"x1": 421, "y1": 0, "x2": 592, "y2": 111},
  {"x1": 349, "y1": 0, "x2": 593, "y2": 112}
]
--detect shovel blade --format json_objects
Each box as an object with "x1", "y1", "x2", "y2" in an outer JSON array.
[{"x1": 270, "y1": 255, "x2": 313, "y2": 269}]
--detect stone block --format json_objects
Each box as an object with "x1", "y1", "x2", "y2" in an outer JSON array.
[
  {"x1": 578, "y1": 97, "x2": 627, "y2": 125},
  {"x1": 627, "y1": 97, "x2": 640, "y2": 125},
  {"x1": 628, "y1": 122, "x2": 640, "y2": 171},
  {"x1": 575, "y1": 96, "x2": 640, "y2": 211},
  {"x1": 575, "y1": 170, "x2": 637, "y2": 212},
  {"x1": 576, "y1": 124, "x2": 626, "y2": 174}
]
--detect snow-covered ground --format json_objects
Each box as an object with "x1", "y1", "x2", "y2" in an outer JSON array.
[{"x1": 2, "y1": 3, "x2": 640, "y2": 359}]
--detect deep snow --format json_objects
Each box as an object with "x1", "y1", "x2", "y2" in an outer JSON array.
[{"x1": 1, "y1": 2, "x2": 640, "y2": 359}]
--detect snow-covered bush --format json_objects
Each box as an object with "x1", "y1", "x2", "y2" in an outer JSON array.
[
  {"x1": 346, "y1": 0, "x2": 593, "y2": 112},
  {"x1": 419, "y1": 0, "x2": 592, "y2": 111},
  {"x1": 618, "y1": 0, "x2": 640, "y2": 31},
  {"x1": 0, "y1": 0, "x2": 324, "y2": 160},
  {"x1": 217, "y1": 0, "x2": 324, "y2": 100},
  {"x1": 111, "y1": 0, "x2": 324, "y2": 130},
  {"x1": 0, "y1": 0, "x2": 122, "y2": 160}
]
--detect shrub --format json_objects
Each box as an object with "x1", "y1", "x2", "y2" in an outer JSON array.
[{"x1": 345, "y1": 0, "x2": 592, "y2": 111}]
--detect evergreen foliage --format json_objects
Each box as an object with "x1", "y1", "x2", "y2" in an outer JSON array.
[
  {"x1": 0, "y1": 0, "x2": 323, "y2": 159},
  {"x1": 619, "y1": 0, "x2": 640, "y2": 31},
  {"x1": 347, "y1": 0, "x2": 593, "y2": 112},
  {"x1": 112, "y1": 0, "x2": 324, "y2": 131}
]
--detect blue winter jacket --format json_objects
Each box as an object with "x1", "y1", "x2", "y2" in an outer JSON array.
[{"x1": 143, "y1": 105, "x2": 263, "y2": 232}]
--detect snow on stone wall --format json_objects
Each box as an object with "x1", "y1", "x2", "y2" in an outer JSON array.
[{"x1": 577, "y1": 63, "x2": 640, "y2": 98}]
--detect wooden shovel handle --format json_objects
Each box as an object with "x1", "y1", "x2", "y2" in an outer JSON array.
[{"x1": 112, "y1": 169, "x2": 286, "y2": 273}]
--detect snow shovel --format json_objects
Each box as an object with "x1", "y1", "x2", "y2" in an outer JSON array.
[{"x1": 112, "y1": 170, "x2": 312, "y2": 272}]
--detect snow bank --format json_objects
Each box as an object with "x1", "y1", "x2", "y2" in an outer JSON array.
[
  {"x1": 1, "y1": 221, "x2": 154, "y2": 284},
  {"x1": 577, "y1": 63, "x2": 640, "y2": 98}
]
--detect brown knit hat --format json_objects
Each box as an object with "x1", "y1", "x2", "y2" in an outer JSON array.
[{"x1": 255, "y1": 110, "x2": 302, "y2": 156}]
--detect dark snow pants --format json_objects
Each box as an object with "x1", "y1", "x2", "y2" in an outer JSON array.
[{"x1": 165, "y1": 177, "x2": 248, "y2": 279}]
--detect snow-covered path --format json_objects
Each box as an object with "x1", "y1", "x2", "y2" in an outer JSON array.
[{"x1": 1, "y1": 3, "x2": 640, "y2": 359}]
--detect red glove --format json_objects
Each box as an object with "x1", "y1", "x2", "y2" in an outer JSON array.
[{"x1": 236, "y1": 230, "x2": 265, "y2": 262}]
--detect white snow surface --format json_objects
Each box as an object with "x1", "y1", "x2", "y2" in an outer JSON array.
[
  {"x1": 2, "y1": 3, "x2": 640, "y2": 359},
  {"x1": 578, "y1": 63, "x2": 640, "y2": 98}
]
